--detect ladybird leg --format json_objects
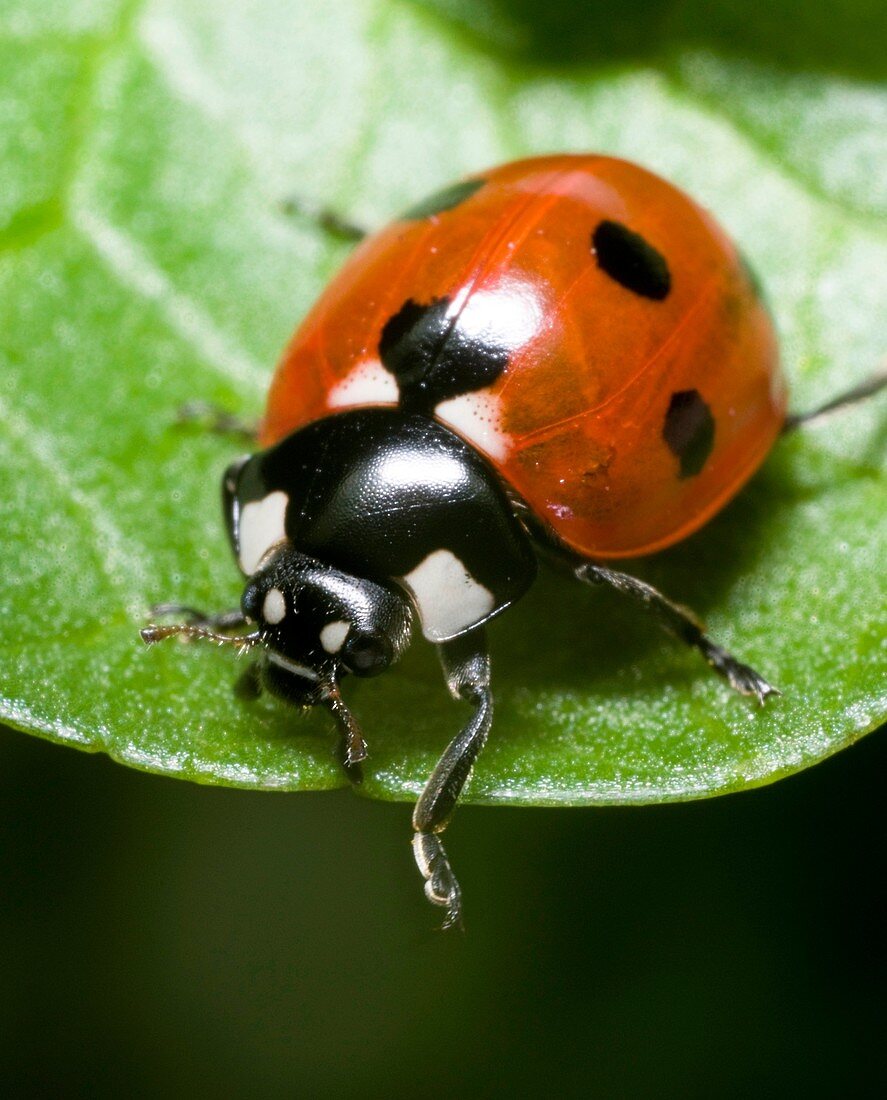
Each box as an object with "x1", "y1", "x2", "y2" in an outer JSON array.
[
  {"x1": 323, "y1": 682, "x2": 368, "y2": 784},
  {"x1": 518, "y1": 508, "x2": 779, "y2": 702},
  {"x1": 279, "y1": 196, "x2": 368, "y2": 243},
  {"x1": 147, "y1": 603, "x2": 248, "y2": 634},
  {"x1": 574, "y1": 563, "x2": 779, "y2": 704},
  {"x1": 174, "y1": 401, "x2": 259, "y2": 443},
  {"x1": 412, "y1": 628, "x2": 492, "y2": 931},
  {"x1": 783, "y1": 369, "x2": 887, "y2": 433},
  {"x1": 233, "y1": 662, "x2": 263, "y2": 701}
]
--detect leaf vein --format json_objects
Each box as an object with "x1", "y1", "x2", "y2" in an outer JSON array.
[
  {"x1": 74, "y1": 208, "x2": 266, "y2": 392},
  {"x1": 0, "y1": 392, "x2": 147, "y2": 599}
]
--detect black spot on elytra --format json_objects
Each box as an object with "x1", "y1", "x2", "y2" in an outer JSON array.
[
  {"x1": 663, "y1": 390, "x2": 715, "y2": 478},
  {"x1": 401, "y1": 177, "x2": 486, "y2": 221},
  {"x1": 592, "y1": 219, "x2": 671, "y2": 300},
  {"x1": 379, "y1": 296, "x2": 509, "y2": 414}
]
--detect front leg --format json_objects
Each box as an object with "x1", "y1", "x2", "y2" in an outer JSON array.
[
  {"x1": 412, "y1": 628, "x2": 492, "y2": 931},
  {"x1": 174, "y1": 401, "x2": 259, "y2": 443},
  {"x1": 324, "y1": 681, "x2": 368, "y2": 784}
]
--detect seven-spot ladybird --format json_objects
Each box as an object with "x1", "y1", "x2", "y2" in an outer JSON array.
[{"x1": 143, "y1": 154, "x2": 885, "y2": 929}]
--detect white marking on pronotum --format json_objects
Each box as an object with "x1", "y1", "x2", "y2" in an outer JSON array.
[
  {"x1": 268, "y1": 652, "x2": 319, "y2": 682},
  {"x1": 262, "y1": 587, "x2": 286, "y2": 624},
  {"x1": 319, "y1": 620, "x2": 350, "y2": 654},
  {"x1": 327, "y1": 359, "x2": 399, "y2": 409},
  {"x1": 434, "y1": 391, "x2": 511, "y2": 461},
  {"x1": 401, "y1": 549, "x2": 495, "y2": 642},
  {"x1": 238, "y1": 491, "x2": 289, "y2": 574}
]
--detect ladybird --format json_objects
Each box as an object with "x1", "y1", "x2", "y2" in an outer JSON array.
[{"x1": 144, "y1": 154, "x2": 885, "y2": 929}]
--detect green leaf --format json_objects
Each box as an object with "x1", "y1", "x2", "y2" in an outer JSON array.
[{"x1": 1, "y1": 0, "x2": 884, "y2": 804}]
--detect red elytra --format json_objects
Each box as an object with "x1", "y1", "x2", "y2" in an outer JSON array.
[{"x1": 261, "y1": 154, "x2": 786, "y2": 558}]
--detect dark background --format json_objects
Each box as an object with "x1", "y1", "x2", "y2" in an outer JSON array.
[{"x1": 2, "y1": 721, "x2": 884, "y2": 1097}]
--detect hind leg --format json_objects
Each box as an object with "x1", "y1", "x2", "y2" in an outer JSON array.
[{"x1": 783, "y1": 370, "x2": 887, "y2": 433}]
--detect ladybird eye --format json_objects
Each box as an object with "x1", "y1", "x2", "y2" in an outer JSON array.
[
  {"x1": 342, "y1": 633, "x2": 392, "y2": 677},
  {"x1": 241, "y1": 582, "x2": 263, "y2": 622}
]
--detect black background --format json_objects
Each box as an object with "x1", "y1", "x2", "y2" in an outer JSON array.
[{"x1": 2, "y1": 720, "x2": 884, "y2": 1097}]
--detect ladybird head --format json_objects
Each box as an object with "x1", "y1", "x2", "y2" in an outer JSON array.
[
  {"x1": 142, "y1": 541, "x2": 412, "y2": 756},
  {"x1": 241, "y1": 548, "x2": 413, "y2": 694}
]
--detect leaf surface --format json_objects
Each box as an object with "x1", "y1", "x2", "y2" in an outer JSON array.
[{"x1": 1, "y1": 0, "x2": 884, "y2": 803}]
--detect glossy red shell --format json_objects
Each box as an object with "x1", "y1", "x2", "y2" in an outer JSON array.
[{"x1": 261, "y1": 155, "x2": 786, "y2": 559}]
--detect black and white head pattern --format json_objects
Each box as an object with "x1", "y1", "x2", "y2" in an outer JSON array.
[{"x1": 226, "y1": 410, "x2": 537, "y2": 644}]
